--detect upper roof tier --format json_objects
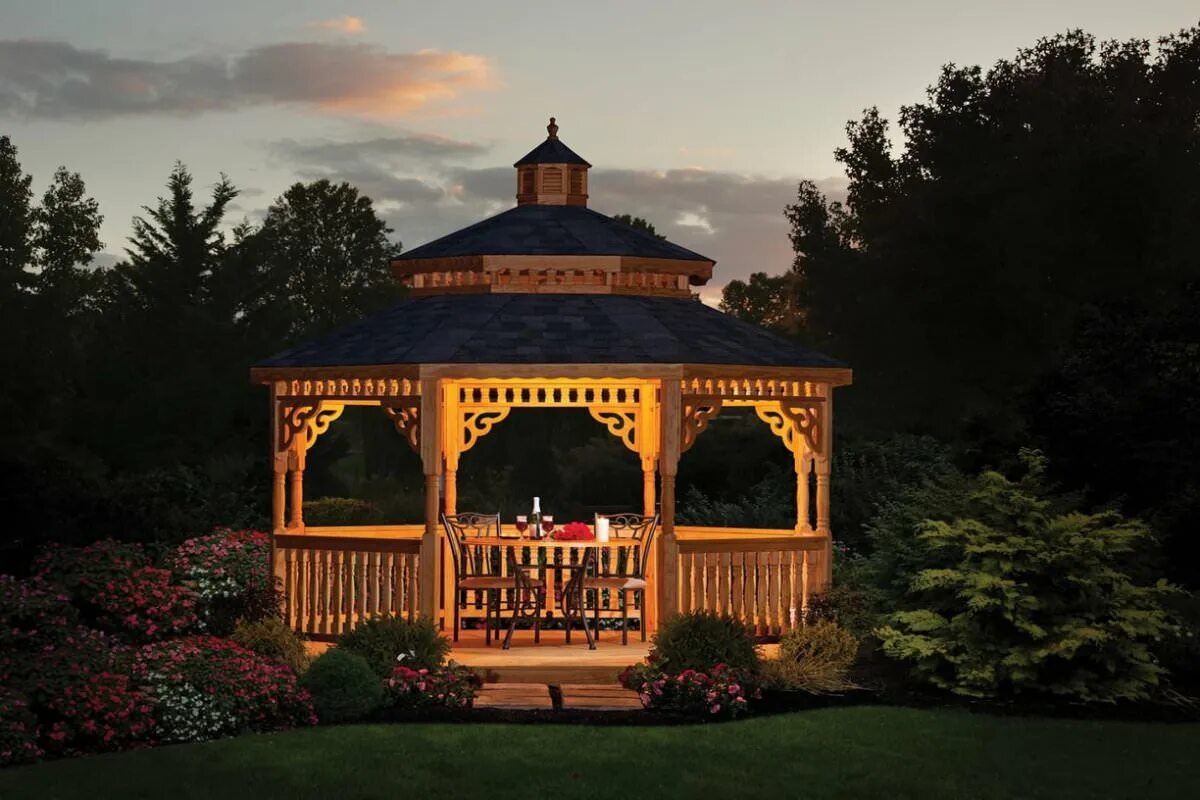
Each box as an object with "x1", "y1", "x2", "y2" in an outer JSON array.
[{"x1": 392, "y1": 118, "x2": 715, "y2": 298}]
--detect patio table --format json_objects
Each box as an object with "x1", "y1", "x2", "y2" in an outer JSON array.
[{"x1": 461, "y1": 537, "x2": 632, "y2": 649}]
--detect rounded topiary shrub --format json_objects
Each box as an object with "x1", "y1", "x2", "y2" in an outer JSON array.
[
  {"x1": 336, "y1": 615, "x2": 449, "y2": 677},
  {"x1": 231, "y1": 617, "x2": 310, "y2": 674},
  {"x1": 301, "y1": 649, "x2": 383, "y2": 724},
  {"x1": 303, "y1": 497, "x2": 385, "y2": 526},
  {"x1": 650, "y1": 611, "x2": 759, "y2": 673}
]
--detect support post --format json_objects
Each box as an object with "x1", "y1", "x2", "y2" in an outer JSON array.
[
  {"x1": 657, "y1": 378, "x2": 681, "y2": 621},
  {"x1": 796, "y1": 449, "x2": 813, "y2": 532},
  {"x1": 287, "y1": 440, "x2": 305, "y2": 531},
  {"x1": 815, "y1": 383, "x2": 834, "y2": 588},
  {"x1": 443, "y1": 382, "x2": 459, "y2": 516},
  {"x1": 419, "y1": 378, "x2": 442, "y2": 623}
]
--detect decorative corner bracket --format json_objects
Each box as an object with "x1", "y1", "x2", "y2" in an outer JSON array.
[
  {"x1": 681, "y1": 399, "x2": 722, "y2": 453},
  {"x1": 383, "y1": 402, "x2": 421, "y2": 453}
]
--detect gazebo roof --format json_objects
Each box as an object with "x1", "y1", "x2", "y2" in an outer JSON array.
[
  {"x1": 513, "y1": 137, "x2": 591, "y2": 167},
  {"x1": 395, "y1": 204, "x2": 711, "y2": 264},
  {"x1": 255, "y1": 293, "x2": 846, "y2": 370}
]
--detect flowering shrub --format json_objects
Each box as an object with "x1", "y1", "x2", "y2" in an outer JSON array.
[
  {"x1": 170, "y1": 529, "x2": 279, "y2": 633},
  {"x1": 620, "y1": 661, "x2": 759, "y2": 718},
  {"x1": 34, "y1": 540, "x2": 149, "y2": 602},
  {"x1": 0, "y1": 575, "x2": 79, "y2": 651},
  {"x1": 134, "y1": 636, "x2": 315, "y2": 742},
  {"x1": 91, "y1": 566, "x2": 198, "y2": 642},
  {"x1": 554, "y1": 521, "x2": 594, "y2": 541},
  {"x1": 39, "y1": 671, "x2": 156, "y2": 756},
  {"x1": 0, "y1": 622, "x2": 150, "y2": 757},
  {"x1": 0, "y1": 688, "x2": 41, "y2": 767},
  {"x1": 384, "y1": 662, "x2": 481, "y2": 710}
]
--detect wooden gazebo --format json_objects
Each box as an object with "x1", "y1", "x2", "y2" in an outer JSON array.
[{"x1": 251, "y1": 119, "x2": 852, "y2": 641}]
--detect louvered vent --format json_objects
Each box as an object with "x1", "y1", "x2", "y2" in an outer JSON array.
[{"x1": 542, "y1": 168, "x2": 563, "y2": 193}]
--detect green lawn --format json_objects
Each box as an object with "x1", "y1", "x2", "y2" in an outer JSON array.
[{"x1": 2, "y1": 707, "x2": 1197, "y2": 800}]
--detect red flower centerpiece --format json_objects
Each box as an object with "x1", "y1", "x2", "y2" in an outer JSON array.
[{"x1": 555, "y1": 521, "x2": 594, "y2": 541}]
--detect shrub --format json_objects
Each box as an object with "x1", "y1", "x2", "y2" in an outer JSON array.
[
  {"x1": 763, "y1": 623, "x2": 859, "y2": 693},
  {"x1": 0, "y1": 689, "x2": 42, "y2": 767},
  {"x1": 336, "y1": 615, "x2": 449, "y2": 677},
  {"x1": 39, "y1": 671, "x2": 155, "y2": 756},
  {"x1": 300, "y1": 650, "x2": 383, "y2": 724},
  {"x1": 620, "y1": 662, "x2": 758, "y2": 718},
  {"x1": 649, "y1": 611, "x2": 760, "y2": 673},
  {"x1": 876, "y1": 463, "x2": 1176, "y2": 702},
  {"x1": 302, "y1": 497, "x2": 385, "y2": 526},
  {"x1": 31, "y1": 541, "x2": 197, "y2": 641},
  {"x1": 33, "y1": 540, "x2": 150, "y2": 604},
  {"x1": 89, "y1": 565, "x2": 198, "y2": 641},
  {"x1": 134, "y1": 636, "x2": 316, "y2": 742},
  {"x1": 0, "y1": 575, "x2": 79, "y2": 652},
  {"x1": 0, "y1": 626, "x2": 126, "y2": 707},
  {"x1": 0, "y1": 623, "x2": 150, "y2": 757},
  {"x1": 230, "y1": 617, "x2": 310, "y2": 674},
  {"x1": 170, "y1": 529, "x2": 279, "y2": 634},
  {"x1": 384, "y1": 663, "x2": 481, "y2": 710}
]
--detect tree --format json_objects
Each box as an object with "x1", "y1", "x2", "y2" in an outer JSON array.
[
  {"x1": 612, "y1": 214, "x2": 666, "y2": 240},
  {"x1": 118, "y1": 162, "x2": 238, "y2": 313},
  {"x1": 0, "y1": 135, "x2": 33, "y2": 295},
  {"x1": 33, "y1": 167, "x2": 104, "y2": 309},
  {"x1": 719, "y1": 271, "x2": 803, "y2": 335},
  {"x1": 245, "y1": 180, "x2": 402, "y2": 341},
  {"x1": 779, "y1": 28, "x2": 1200, "y2": 442}
]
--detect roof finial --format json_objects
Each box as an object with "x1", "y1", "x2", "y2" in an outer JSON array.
[{"x1": 547, "y1": 116, "x2": 558, "y2": 140}]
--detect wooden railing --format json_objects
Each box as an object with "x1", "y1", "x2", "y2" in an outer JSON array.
[
  {"x1": 673, "y1": 528, "x2": 828, "y2": 635},
  {"x1": 274, "y1": 526, "x2": 423, "y2": 638}
]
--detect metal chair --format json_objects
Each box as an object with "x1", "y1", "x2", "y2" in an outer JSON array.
[
  {"x1": 583, "y1": 513, "x2": 659, "y2": 645},
  {"x1": 442, "y1": 512, "x2": 542, "y2": 648}
]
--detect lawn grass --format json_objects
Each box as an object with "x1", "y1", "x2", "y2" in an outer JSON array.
[{"x1": 2, "y1": 707, "x2": 1197, "y2": 800}]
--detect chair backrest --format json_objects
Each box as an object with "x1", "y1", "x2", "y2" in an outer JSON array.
[
  {"x1": 441, "y1": 512, "x2": 501, "y2": 578},
  {"x1": 600, "y1": 513, "x2": 659, "y2": 578}
]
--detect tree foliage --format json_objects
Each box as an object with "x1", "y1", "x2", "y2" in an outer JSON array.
[
  {"x1": 611, "y1": 213, "x2": 666, "y2": 239},
  {"x1": 876, "y1": 459, "x2": 1176, "y2": 702},
  {"x1": 749, "y1": 29, "x2": 1200, "y2": 442},
  {"x1": 245, "y1": 180, "x2": 403, "y2": 341}
]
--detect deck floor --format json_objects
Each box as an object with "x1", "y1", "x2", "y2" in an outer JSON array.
[{"x1": 450, "y1": 628, "x2": 649, "y2": 684}]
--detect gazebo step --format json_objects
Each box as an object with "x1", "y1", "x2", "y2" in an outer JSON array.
[
  {"x1": 473, "y1": 683, "x2": 554, "y2": 710},
  {"x1": 558, "y1": 684, "x2": 643, "y2": 710}
]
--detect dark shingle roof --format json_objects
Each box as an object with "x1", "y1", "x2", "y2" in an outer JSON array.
[
  {"x1": 256, "y1": 294, "x2": 846, "y2": 369},
  {"x1": 514, "y1": 138, "x2": 591, "y2": 167},
  {"x1": 396, "y1": 204, "x2": 712, "y2": 263}
]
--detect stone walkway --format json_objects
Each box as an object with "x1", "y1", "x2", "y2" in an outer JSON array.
[{"x1": 474, "y1": 682, "x2": 643, "y2": 711}]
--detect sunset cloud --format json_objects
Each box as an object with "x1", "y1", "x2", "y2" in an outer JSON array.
[
  {"x1": 265, "y1": 129, "x2": 846, "y2": 294},
  {"x1": 0, "y1": 40, "x2": 493, "y2": 118},
  {"x1": 308, "y1": 16, "x2": 366, "y2": 34}
]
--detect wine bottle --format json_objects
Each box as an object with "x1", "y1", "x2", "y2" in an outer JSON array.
[{"x1": 531, "y1": 496, "x2": 542, "y2": 539}]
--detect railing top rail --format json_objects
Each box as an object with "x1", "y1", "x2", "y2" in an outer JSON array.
[
  {"x1": 675, "y1": 535, "x2": 828, "y2": 554},
  {"x1": 275, "y1": 533, "x2": 423, "y2": 553}
]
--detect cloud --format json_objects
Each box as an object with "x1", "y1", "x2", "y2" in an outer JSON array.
[
  {"x1": 265, "y1": 131, "x2": 847, "y2": 295},
  {"x1": 271, "y1": 133, "x2": 488, "y2": 167},
  {"x1": 0, "y1": 40, "x2": 493, "y2": 119},
  {"x1": 308, "y1": 16, "x2": 366, "y2": 34}
]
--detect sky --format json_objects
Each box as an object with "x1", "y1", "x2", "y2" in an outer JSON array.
[{"x1": 1, "y1": 1, "x2": 1196, "y2": 301}]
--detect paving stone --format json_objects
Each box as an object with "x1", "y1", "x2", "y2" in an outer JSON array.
[
  {"x1": 474, "y1": 683, "x2": 554, "y2": 710},
  {"x1": 558, "y1": 683, "x2": 644, "y2": 711}
]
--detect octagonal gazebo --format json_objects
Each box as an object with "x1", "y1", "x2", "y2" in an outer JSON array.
[{"x1": 251, "y1": 119, "x2": 852, "y2": 642}]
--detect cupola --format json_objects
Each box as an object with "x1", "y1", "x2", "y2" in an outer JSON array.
[{"x1": 514, "y1": 117, "x2": 591, "y2": 206}]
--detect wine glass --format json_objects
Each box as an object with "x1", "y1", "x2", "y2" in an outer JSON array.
[
  {"x1": 541, "y1": 515, "x2": 555, "y2": 537},
  {"x1": 515, "y1": 515, "x2": 529, "y2": 536}
]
